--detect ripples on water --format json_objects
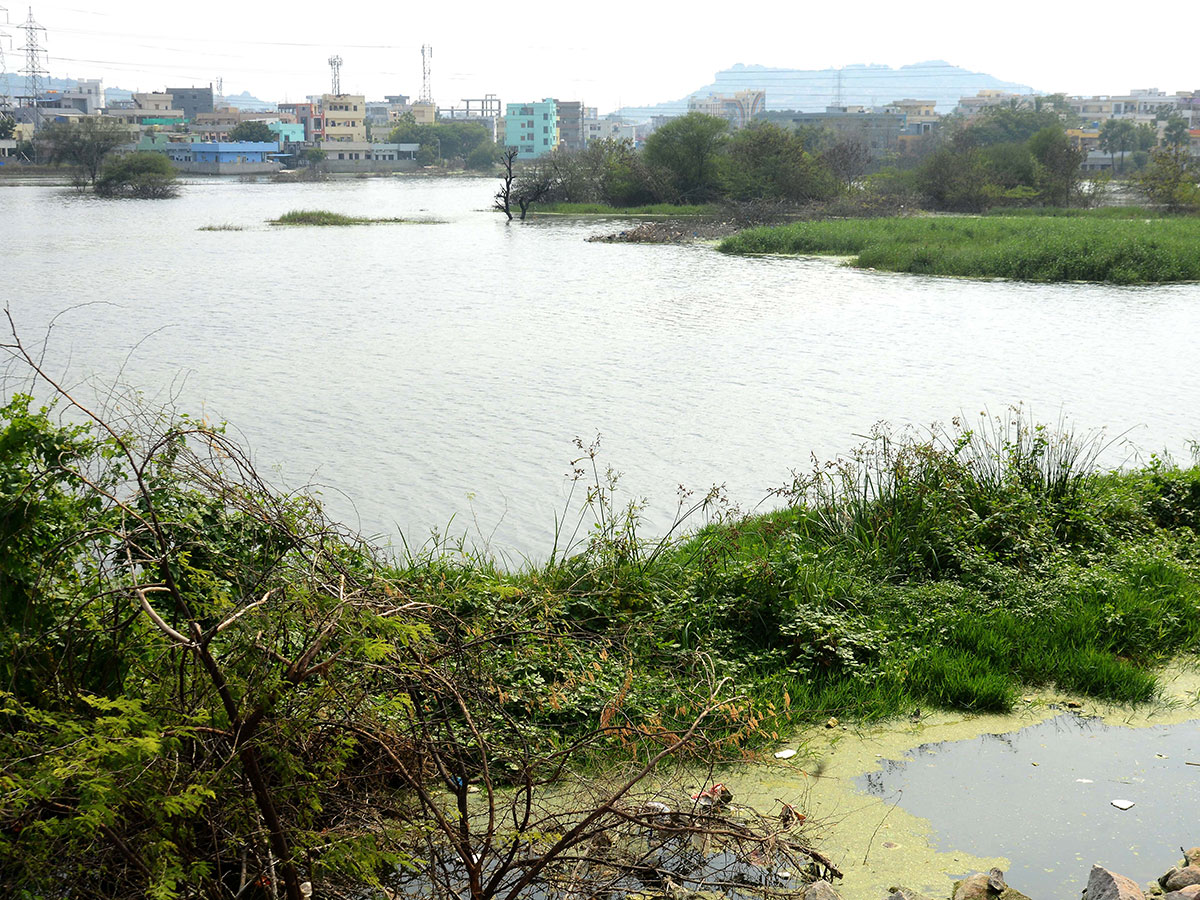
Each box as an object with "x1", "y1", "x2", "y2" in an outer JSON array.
[{"x1": 4, "y1": 177, "x2": 1200, "y2": 558}]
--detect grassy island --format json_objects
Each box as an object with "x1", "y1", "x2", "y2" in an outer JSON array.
[
  {"x1": 718, "y1": 215, "x2": 1200, "y2": 284},
  {"x1": 269, "y1": 208, "x2": 416, "y2": 226}
]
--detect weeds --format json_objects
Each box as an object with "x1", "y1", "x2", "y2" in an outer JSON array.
[
  {"x1": 269, "y1": 209, "x2": 416, "y2": 226},
  {"x1": 197, "y1": 223, "x2": 244, "y2": 231},
  {"x1": 718, "y1": 215, "x2": 1200, "y2": 283}
]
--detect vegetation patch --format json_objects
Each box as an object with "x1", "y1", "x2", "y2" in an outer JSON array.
[
  {"x1": 269, "y1": 208, "x2": 416, "y2": 226},
  {"x1": 197, "y1": 223, "x2": 244, "y2": 231},
  {"x1": 719, "y1": 215, "x2": 1200, "y2": 283},
  {"x1": 539, "y1": 201, "x2": 717, "y2": 216}
]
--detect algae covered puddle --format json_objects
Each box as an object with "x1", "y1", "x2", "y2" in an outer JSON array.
[{"x1": 854, "y1": 713, "x2": 1200, "y2": 899}]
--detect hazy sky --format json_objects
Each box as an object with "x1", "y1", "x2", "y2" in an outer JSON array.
[{"x1": 7, "y1": 0, "x2": 1197, "y2": 113}]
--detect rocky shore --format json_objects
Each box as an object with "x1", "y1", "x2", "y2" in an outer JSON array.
[{"x1": 791, "y1": 847, "x2": 1200, "y2": 900}]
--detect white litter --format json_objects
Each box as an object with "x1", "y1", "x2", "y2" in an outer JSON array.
[
  {"x1": 774, "y1": 749, "x2": 797, "y2": 760},
  {"x1": 1111, "y1": 799, "x2": 1135, "y2": 810},
  {"x1": 1076, "y1": 778, "x2": 1094, "y2": 783}
]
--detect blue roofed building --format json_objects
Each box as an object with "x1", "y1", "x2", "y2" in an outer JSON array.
[{"x1": 172, "y1": 141, "x2": 283, "y2": 175}]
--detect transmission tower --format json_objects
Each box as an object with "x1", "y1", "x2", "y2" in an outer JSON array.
[
  {"x1": 0, "y1": 7, "x2": 12, "y2": 114},
  {"x1": 215, "y1": 75, "x2": 223, "y2": 107},
  {"x1": 19, "y1": 6, "x2": 48, "y2": 132},
  {"x1": 328, "y1": 55, "x2": 342, "y2": 95},
  {"x1": 419, "y1": 44, "x2": 432, "y2": 104}
]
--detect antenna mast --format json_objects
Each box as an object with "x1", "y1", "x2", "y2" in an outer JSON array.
[
  {"x1": 19, "y1": 5, "x2": 47, "y2": 132},
  {"x1": 328, "y1": 54, "x2": 342, "y2": 95},
  {"x1": 420, "y1": 44, "x2": 432, "y2": 104}
]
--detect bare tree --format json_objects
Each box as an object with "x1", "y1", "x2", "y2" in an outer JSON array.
[{"x1": 493, "y1": 148, "x2": 519, "y2": 221}]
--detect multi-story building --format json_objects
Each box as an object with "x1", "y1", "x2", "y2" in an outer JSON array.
[
  {"x1": 503, "y1": 99, "x2": 558, "y2": 158},
  {"x1": 166, "y1": 86, "x2": 214, "y2": 120},
  {"x1": 105, "y1": 92, "x2": 185, "y2": 127},
  {"x1": 279, "y1": 102, "x2": 319, "y2": 141},
  {"x1": 439, "y1": 95, "x2": 502, "y2": 141},
  {"x1": 886, "y1": 99, "x2": 940, "y2": 135},
  {"x1": 319, "y1": 94, "x2": 367, "y2": 142},
  {"x1": 759, "y1": 108, "x2": 903, "y2": 159},
  {"x1": 554, "y1": 100, "x2": 586, "y2": 151},
  {"x1": 40, "y1": 79, "x2": 105, "y2": 115},
  {"x1": 687, "y1": 90, "x2": 766, "y2": 130},
  {"x1": 410, "y1": 101, "x2": 437, "y2": 125},
  {"x1": 583, "y1": 116, "x2": 637, "y2": 147}
]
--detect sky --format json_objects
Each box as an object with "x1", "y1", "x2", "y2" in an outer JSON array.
[{"x1": 5, "y1": 0, "x2": 1197, "y2": 114}]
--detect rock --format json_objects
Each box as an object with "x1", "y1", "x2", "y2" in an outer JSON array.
[
  {"x1": 804, "y1": 881, "x2": 842, "y2": 900},
  {"x1": 825, "y1": 717, "x2": 839, "y2": 729},
  {"x1": 1166, "y1": 868, "x2": 1200, "y2": 893},
  {"x1": 1186, "y1": 849, "x2": 1200, "y2": 868},
  {"x1": 953, "y1": 873, "x2": 1032, "y2": 900},
  {"x1": 1111, "y1": 799, "x2": 1136, "y2": 810},
  {"x1": 1089, "y1": 865, "x2": 1146, "y2": 900},
  {"x1": 988, "y1": 869, "x2": 1007, "y2": 892},
  {"x1": 1164, "y1": 887, "x2": 1200, "y2": 900},
  {"x1": 885, "y1": 887, "x2": 932, "y2": 900},
  {"x1": 775, "y1": 748, "x2": 798, "y2": 759}
]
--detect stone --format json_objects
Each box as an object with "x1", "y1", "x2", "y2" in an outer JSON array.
[
  {"x1": 775, "y1": 748, "x2": 798, "y2": 759},
  {"x1": 1163, "y1": 887, "x2": 1200, "y2": 900},
  {"x1": 804, "y1": 881, "x2": 842, "y2": 900},
  {"x1": 953, "y1": 874, "x2": 1032, "y2": 900},
  {"x1": 1186, "y1": 849, "x2": 1200, "y2": 868},
  {"x1": 1166, "y1": 869, "x2": 1200, "y2": 893},
  {"x1": 988, "y1": 868, "x2": 1007, "y2": 892},
  {"x1": 1089, "y1": 865, "x2": 1146, "y2": 900},
  {"x1": 885, "y1": 887, "x2": 932, "y2": 900}
]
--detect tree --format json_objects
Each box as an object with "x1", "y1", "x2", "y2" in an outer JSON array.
[
  {"x1": 0, "y1": 114, "x2": 14, "y2": 140},
  {"x1": 493, "y1": 147, "x2": 519, "y2": 220},
  {"x1": 95, "y1": 151, "x2": 179, "y2": 199},
  {"x1": 819, "y1": 136, "x2": 872, "y2": 190},
  {"x1": 1028, "y1": 126, "x2": 1084, "y2": 206},
  {"x1": 1138, "y1": 146, "x2": 1200, "y2": 212},
  {"x1": 642, "y1": 112, "x2": 729, "y2": 202},
  {"x1": 466, "y1": 140, "x2": 499, "y2": 170},
  {"x1": 0, "y1": 331, "x2": 830, "y2": 900},
  {"x1": 301, "y1": 147, "x2": 326, "y2": 166},
  {"x1": 726, "y1": 122, "x2": 838, "y2": 201},
  {"x1": 915, "y1": 145, "x2": 991, "y2": 211},
  {"x1": 1163, "y1": 116, "x2": 1190, "y2": 149},
  {"x1": 227, "y1": 120, "x2": 276, "y2": 143},
  {"x1": 36, "y1": 116, "x2": 134, "y2": 184},
  {"x1": 1099, "y1": 119, "x2": 1137, "y2": 173}
]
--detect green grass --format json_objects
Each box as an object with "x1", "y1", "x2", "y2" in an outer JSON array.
[
  {"x1": 718, "y1": 215, "x2": 1200, "y2": 283},
  {"x1": 538, "y1": 202, "x2": 716, "y2": 216},
  {"x1": 389, "y1": 414, "x2": 1200, "y2": 753},
  {"x1": 197, "y1": 223, "x2": 244, "y2": 231},
  {"x1": 269, "y1": 209, "x2": 415, "y2": 226},
  {"x1": 984, "y1": 206, "x2": 1173, "y2": 219}
]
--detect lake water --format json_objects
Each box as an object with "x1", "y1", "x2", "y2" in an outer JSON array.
[
  {"x1": 856, "y1": 713, "x2": 1200, "y2": 898},
  {"x1": 4, "y1": 176, "x2": 1200, "y2": 558}
]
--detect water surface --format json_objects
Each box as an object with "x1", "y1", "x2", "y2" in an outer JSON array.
[{"x1": 5, "y1": 176, "x2": 1200, "y2": 556}]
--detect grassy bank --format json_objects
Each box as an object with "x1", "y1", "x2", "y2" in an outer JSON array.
[
  {"x1": 414, "y1": 416, "x2": 1200, "y2": 750},
  {"x1": 6, "y1": 391, "x2": 1200, "y2": 895},
  {"x1": 539, "y1": 201, "x2": 716, "y2": 216},
  {"x1": 718, "y1": 215, "x2": 1200, "y2": 283}
]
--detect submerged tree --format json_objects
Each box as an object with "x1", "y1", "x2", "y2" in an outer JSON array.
[{"x1": 36, "y1": 116, "x2": 135, "y2": 184}]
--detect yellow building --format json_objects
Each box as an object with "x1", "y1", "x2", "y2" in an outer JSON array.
[
  {"x1": 411, "y1": 101, "x2": 437, "y2": 125},
  {"x1": 319, "y1": 94, "x2": 367, "y2": 142}
]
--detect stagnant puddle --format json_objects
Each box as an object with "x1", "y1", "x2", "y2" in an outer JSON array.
[
  {"x1": 729, "y1": 665, "x2": 1200, "y2": 900},
  {"x1": 856, "y1": 713, "x2": 1200, "y2": 898}
]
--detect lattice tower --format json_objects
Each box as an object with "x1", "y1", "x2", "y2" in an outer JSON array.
[
  {"x1": 420, "y1": 44, "x2": 432, "y2": 104},
  {"x1": 328, "y1": 55, "x2": 342, "y2": 96},
  {"x1": 19, "y1": 6, "x2": 47, "y2": 130}
]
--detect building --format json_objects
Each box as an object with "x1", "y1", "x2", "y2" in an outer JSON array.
[
  {"x1": 439, "y1": 95, "x2": 502, "y2": 141},
  {"x1": 503, "y1": 99, "x2": 558, "y2": 158},
  {"x1": 555, "y1": 100, "x2": 586, "y2": 151},
  {"x1": 105, "y1": 92, "x2": 185, "y2": 126},
  {"x1": 411, "y1": 101, "x2": 437, "y2": 125},
  {"x1": 316, "y1": 140, "x2": 420, "y2": 172},
  {"x1": 166, "y1": 86, "x2": 215, "y2": 120},
  {"x1": 268, "y1": 121, "x2": 305, "y2": 144},
  {"x1": 279, "y1": 102, "x2": 319, "y2": 141},
  {"x1": 171, "y1": 141, "x2": 283, "y2": 175},
  {"x1": 319, "y1": 94, "x2": 367, "y2": 142},
  {"x1": 886, "y1": 99, "x2": 939, "y2": 134},
  {"x1": 759, "y1": 108, "x2": 904, "y2": 159},
  {"x1": 584, "y1": 116, "x2": 638, "y2": 146},
  {"x1": 687, "y1": 90, "x2": 766, "y2": 130},
  {"x1": 40, "y1": 79, "x2": 105, "y2": 115}
]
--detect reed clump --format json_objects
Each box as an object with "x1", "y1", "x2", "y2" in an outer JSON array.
[
  {"x1": 718, "y1": 215, "x2": 1200, "y2": 283},
  {"x1": 270, "y1": 209, "x2": 411, "y2": 226}
]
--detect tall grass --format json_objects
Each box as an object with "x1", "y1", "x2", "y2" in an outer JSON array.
[
  {"x1": 270, "y1": 209, "x2": 411, "y2": 226},
  {"x1": 718, "y1": 215, "x2": 1200, "y2": 283},
  {"x1": 539, "y1": 202, "x2": 716, "y2": 216},
  {"x1": 386, "y1": 412, "x2": 1200, "y2": 751}
]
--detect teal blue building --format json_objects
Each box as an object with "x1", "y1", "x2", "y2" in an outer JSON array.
[{"x1": 503, "y1": 99, "x2": 558, "y2": 159}]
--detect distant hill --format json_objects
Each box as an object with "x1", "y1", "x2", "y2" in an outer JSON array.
[
  {"x1": 0, "y1": 75, "x2": 276, "y2": 111},
  {"x1": 616, "y1": 60, "x2": 1037, "y2": 120}
]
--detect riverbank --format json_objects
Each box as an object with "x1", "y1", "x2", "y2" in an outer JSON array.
[{"x1": 717, "y1": 215, "x2": 1200, "y2": 283}]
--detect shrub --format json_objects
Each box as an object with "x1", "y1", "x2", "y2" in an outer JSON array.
[{"x1": 94, "y1": 151, "x2": 179, "y2": 199}]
